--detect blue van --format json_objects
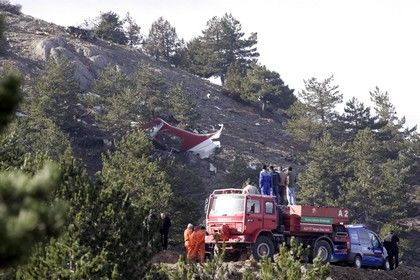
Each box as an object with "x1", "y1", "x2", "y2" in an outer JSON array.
[{"x1": 346, "y1": 225, "x2": 390, "y2": 270}]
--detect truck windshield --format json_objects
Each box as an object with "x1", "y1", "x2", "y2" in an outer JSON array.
[{"x1": 209, "y1": 194, "x2": 244, "y2": 216}]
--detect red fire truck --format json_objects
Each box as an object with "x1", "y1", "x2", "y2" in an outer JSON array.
[{"x1": 205, "y1": 189, "x2": 350, "y2": 263}]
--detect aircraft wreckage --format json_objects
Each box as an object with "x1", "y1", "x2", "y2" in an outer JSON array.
[{"x1": 143, "y1": 118, "x2": 223, "y2": 159}]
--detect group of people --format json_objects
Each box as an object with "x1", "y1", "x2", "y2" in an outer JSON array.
[
  {"x1": 183, "y1": 224, "x2": 206, "y2": 263},
  {"x1": 158, "y1": 213, "x2": 206, "y2": 263},
  {"x1": 243, "y1": 164, "x2": 298, "y2": 205}
]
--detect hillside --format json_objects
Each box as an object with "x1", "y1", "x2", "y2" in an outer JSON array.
[
  {"x1": 1, "y1": 11, "x2": 301, "y2": 187},
  {"x1": 1, "y1": 10, "x2": 419, "y2": 280}
]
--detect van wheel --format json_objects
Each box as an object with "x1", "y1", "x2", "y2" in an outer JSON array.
[
  {"x1": 252, "y1": 236, "x2": 274, "y2": 260},
  {"x1": 383, "y1": 258, "x2": 390, "y2": 271},
  {"x1": 354, "y1": 255, "x2": 362, "y2": 269},
  {"x1": 314, "y1": 240, "x2": 332, "y2": 264}
]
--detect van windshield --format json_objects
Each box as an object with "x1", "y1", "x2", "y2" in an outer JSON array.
[{"x1": 209, "y1": 194, "x2": 244, "y2": 216}]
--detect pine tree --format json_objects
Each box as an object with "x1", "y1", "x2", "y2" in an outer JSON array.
[
  {"x1": 0, "y1": 164, "x2": 66, "y2": 268},
  {"x1": 94, "y1": 11, "x2": 127, "y2": 45},
  {"x1": 299, "y1": 133, "x2": 348, "y2": 206},
  {"x1": 0, "y1": 74, "x2": 21, "y2": 131},
  {"x1": 189, "y1": 13, "x2": 259, "y2": 85},
  {"x1": 144, "y1": 17, "x2": 183, "y2": 65},
  {"x1": 133, "y1": 63, "x2": 167, "y2": 118},
  {"x1": 370, "y1": 87, "x2": 416, "y2": 160},
  {"x1": 35, "y1": 57, "x2": 79, "y2": 129},
  {"x1": 184, "y1": 37, "x2": 219, "y2": 78},
  {"x1": 286, "y1": 76, "x2": 342, "y2": 144},
  {"x1": 168, "y1": 83, "x2": 199, "y2": 128},
  {"x1": 124, "y1": 12, "x2": 142, "y2": 47},
  {"x1": 91, "y1": 65, "x2": 132, "y2": 98},
  {"x1": 224, "y1": 61, "x2": 244, "y2": 95},
  {"x1": 335, "y1": 97, "x2": 383, "y2": 140},
  {"x1": 240, "y1": 62, "x2": 296, "y2": 111},
  {"x1": 101, "y1": 129, "x2": 172, "y2": 212}
]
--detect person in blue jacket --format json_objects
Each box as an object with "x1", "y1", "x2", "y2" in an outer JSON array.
[{"x1": 259, "y1": 164, "x2": 272, "y2": 195}]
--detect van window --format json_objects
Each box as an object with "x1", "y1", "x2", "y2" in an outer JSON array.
[
  {"x1": 246, "y1": 199, "x2": 260, "y2": 214},
  {"x1": 358, "y1": 229, "x2": 370, "y2": 245},
  {"x1": 369, "y1": 231, "x2": 381, "y2": 248},
  {"x1": 265, "y1": 201, "x2": 274, "y2": 214},
  {"x1": 348, "y1": 229, "x2": 359, "y2": 243}
]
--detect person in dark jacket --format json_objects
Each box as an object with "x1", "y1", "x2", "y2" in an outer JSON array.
[
  {"x1": 259, "y1": 164, "x2": 272, "y2": 195},
  {"x1": 270, "y1": 166, "x2": 281, "y2": 204},
  {"x1": 160, "y1": 212, "x2": 172, "y2": 250},
  {"x1": 383, "y1": 230, "x2": 400, "y2": 270},
  {"x1": 279, "y1": 167, "x2": 287, "y2": 205}
]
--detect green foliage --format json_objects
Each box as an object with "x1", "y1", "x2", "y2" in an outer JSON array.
[
  {"x1": 148, "y1": 238, "x2": 330, "y2": 280},
  {"x1": 124, "y1": 12, "x2": 142, "y2": 47},
  {"x1": 0, "y1": 111, "x2": 71, "y2": 164},
  {"x1": 102, "y1": 129, "x2": 172, "y2": 212},
  {"x1": 0, "y1": 74, "x2": 21, "y2": 131},
  {"x1": 184, "y1": 37, "x2": 219, "y2": 78},
  {"x1": 16, "y1": 231, "x2": 111, "y2": 280},
  {"x1": 235, "y1": 62, "x2": 296, "y2": 111},
  {"x1": 159, "y1": 156, "x2": 202, "y2": 244},
  {"x1": 188, "y1": 13, "x2": 259, "y2": 84},
  {"x1": 133, "y1": 63, "x2": 167, "y2": 118},
  {"x1": 286, "y1": 76, "x2": 342, "y2": 144},
  {"x1": 91, "y1": 65, "x2": 132, "y2": 98},
  {"x1": 299, "y1": 132, "x2": 348, "y2": 206},
  {"x1": 100, "y1": 88, "x2": 141, "y2": 136},
  {"x1": 94, "y1": 11, "x2": 127, "y2": 45},
  {"x1": 259, "y1": 239, "x2": 330, "y2": 280},
  {"x1": 300, "y1": 128, "x2": 414, "y2": 226},
  {"x1": 168, "y1": 83, "x2": 200, "y2": 128},
  {"x1": 335, "y1": 97, "x2": 383, "y2": 140},
  {"x1": 0, "y1": 164, "x2": 67, "y2": 268},
  {"x1": 35, "y1": 57, "x2": 79, "y2": 129},
  {"x1": 145, "y1": 17, "x2": 184, "y2": 65},
  {"x1": 100, "y1": 63, "x2": 167, "y2": 136}
]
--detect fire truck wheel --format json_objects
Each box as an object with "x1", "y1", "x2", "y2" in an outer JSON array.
[
  {"x1": 314, "y1": 240, "x2": 332, "y2": 264},
  {"x1": 252, "y1": 236, "x2": 274, "y2": 260}
]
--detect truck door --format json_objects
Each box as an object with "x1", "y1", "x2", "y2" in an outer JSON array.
[
  {"x1": 245, "y1": 198, "x2": 263, "y2": 235},
  {"x1": 263, "y1": 201, "x2": 277, "y2": 230}
]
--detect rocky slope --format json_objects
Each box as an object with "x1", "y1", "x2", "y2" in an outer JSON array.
[{"x1": 1, "y1": 11, "x2": 302, "y2": 187}]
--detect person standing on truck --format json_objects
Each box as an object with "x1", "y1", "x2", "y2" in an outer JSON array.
[
  {"x1": 286, "y1": 166, "x2": 297, "y2": 205},
  {"x1": 279, "y1": 166, "x2": 287, "y2": 205},
  {"x1": 184, "y1": 223, "x2": 194, "y2": 256},
  {"x1": 270, "y1": 166, "x2": 281, "y2": 204},
  {"x1": 383, "y1": 230, "x2": 400, "y2": 270},
  {"x1": 160, "y1": 213, "x2": 171, "y2": 250},
  {"x1": 259, "y1": 164, "x2": 272, "y2": 195},
  {"x1": 243, "y1": 184, "x2": 259, "y2": 194}
]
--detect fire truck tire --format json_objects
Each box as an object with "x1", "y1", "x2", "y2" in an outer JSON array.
[
  {"x1": 314, "y1": 240, "x2": 332, "y2": 264},
  {"x1": 252, "y1": 236, "x2": 275, "y2": 260}
]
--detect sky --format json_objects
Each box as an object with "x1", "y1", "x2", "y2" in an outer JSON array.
[{"x1": 14, "y1": 0, "x2": 420, "y2": 128}]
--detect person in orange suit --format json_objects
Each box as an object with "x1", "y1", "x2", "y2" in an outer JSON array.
[
  {"x1": 189, "y1": 225, "x2": 206, "y2": 263},
  {"x1": 183, "y1": 223, "x2": 193, "y2": 256}
]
